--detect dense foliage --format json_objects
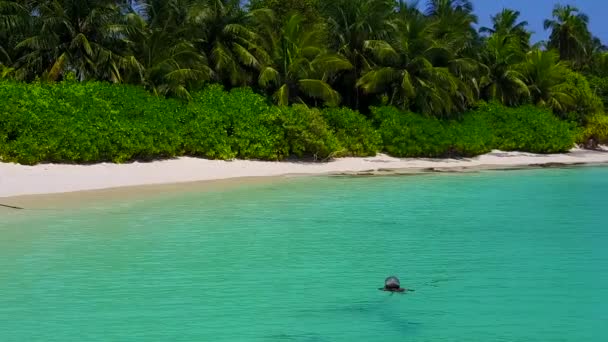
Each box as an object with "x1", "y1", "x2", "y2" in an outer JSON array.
[
  {"x1": 580, "y1": 114, "x2": 608, "y2": 147},
  {"x1": 0, "y1": 80, "x2": 350, "y2": 163},
  {"x1": 0, "y1": 80, "x2": 581, "y2": 164},
  {"x1": 0, "y1": 1, "x2": 605, "y2": 113},
  {"x1": 372, "y1": 102, "x2": 576, "y2": 158},
  {"x1": 0, "y1": 1, "x2": 607, "y2": 165}
]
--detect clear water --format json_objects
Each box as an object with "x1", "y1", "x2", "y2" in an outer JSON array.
[{"x1": 1, "y1": 167, "x2": 608, "y2": 341}]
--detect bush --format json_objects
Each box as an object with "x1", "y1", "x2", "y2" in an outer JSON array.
[
  {"x1": 588, "y1": 76, "x2": 608, "y2": 109},
  {"x1": 0, "y1": 81, "x2": 582, "y2": 165},
  {"x1": 371, "y1": 103, "x2": 577, "y2": 157},
  {"x1": 321, "y1": 107, "x2": 381, "y2": 156},
  {"x1": 188, "y1": 88, "x2": 343, "y2": 160},
  {"x1": 580, "y1": 113, "x2": 608, "y2": 147},
  {"x1": 560, "y1": 70, "x2": 604, "y2": 123},
  {"x1": 372, "y1": 106, "x2": 452, "y2": 157},
  {"x1": 186, "y1": 85, "x2": 285, "y2": 160},
  {"x1": 278, "y1": 105, "x2": 341, "y2": 160},
  {"x1": 477, "y1": 103, "x2": 577, "y2": 153},
  {"x1": 0, "y1": 81, "x2": 346, "y2": 164},
  {"x1": 0, "y1": 80, "x2": 186, "y2": 164},
  {"x1": 446, "y1": 112, "x2": 494, "y2": 157}
]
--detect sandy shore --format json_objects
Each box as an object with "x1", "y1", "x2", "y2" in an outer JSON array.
[{"x1": 1, "y1": 148, "x2": 608, "y2": 199}]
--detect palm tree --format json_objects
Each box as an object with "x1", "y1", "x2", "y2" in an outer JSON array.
[
  {"x1": 124, "y1": 0, "x2": 212, "y2": 99},
  {"x1": 188, "y1": 0, "x2": 270, "y2": 87},
  {"x1": 479, "y1": 34, "x2": 529, "y2": 106},
  {"x1": 579, "y1": 36, "x2": 607, "y2": 75},
  {"x1": 544, "y1": 4, "x2": 591, "y2": 67},
  {"x1": 519, "y1": 49, "x2": 574, "y2": 113},
  {"x1": 13, "y1": 0, "x2": 140, "y2": 82},
  {"x1": 257, "y1": 14, "x2": 353, "y2": 106},
  {"x1": 425, "y1": 0, "x2": 478, "y2": 55},
  {"x1": 425, "y1": 0, "x2": 475, "y2": 21},
  {"x1": 422, "y1": 1, "x2": 486, "y2": 102},
  {"x1": 321, "y1": 0, "x2": 396, "y2": 109},
  {"x1": 247, "y1": 0, "x2": 322, "y2": 25},
  {"x1": 480, "y1": 8, "x2": 530, "y2": 49},
  {"x1": 0, "y1": 1, "x2": 35, "y2": 68},
  {"x1": 358, "y1": 9, "x2": 477, "y2": 117},
  {"x1": 588, "y1": 51, "x2": 608, "y2": 78}
]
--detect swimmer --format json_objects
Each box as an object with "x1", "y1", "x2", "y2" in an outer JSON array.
[{"x1": 379, "y1": 276, "x2": 409, "y2": 293}]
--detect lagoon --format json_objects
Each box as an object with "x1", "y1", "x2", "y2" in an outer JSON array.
[{"x1": 1, "y1": 167, "x2": 607, "y2": 341}]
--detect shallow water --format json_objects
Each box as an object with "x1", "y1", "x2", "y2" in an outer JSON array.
[{"x1": 1, "y1": 167, "x2": 608, "y2": 341}]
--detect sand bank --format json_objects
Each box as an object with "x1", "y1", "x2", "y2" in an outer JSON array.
[{"x1": 1, "y1": 148, "x2": 608, "y2": 199}]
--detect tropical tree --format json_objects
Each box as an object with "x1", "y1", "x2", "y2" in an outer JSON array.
[
  {"x1": 425, "y1": 0, "x2": 476, "y2": 25},
  {"x1": 425, "y1": 0, "x2": 478, "y2": 54},
  {"x1": 257, "y1": 14, "x2": 352, "y2": 106},
  {"x1": 321, "y1": 0, "x2": 396, "y2": 108},
  {"x1": 519, "y1": 49, "x2": 574, "y2": 113},
  {"x1": 0, "y1": 0, "x2": 606, "y2": 116},
  {"x1": 479, "y1": 34, "x2": 529, "y2": 106},
  {"x1": 477, "y1": 8, "x2": 532, "y2": 105},
  {"x1": 0, "y1": 0, "x2": 34, "y2": 66},
  {"x1": 544, "y1": 4, "x2": 591, "y2": 68},
  {"x1": 124, "y1": 0, "x2": 211, "y2": 98},
  {"x1": 480, "y1": 8, "x2": 530, "y2": 49},
  {"x1": 579, "y1": 37, "x2": 608, "y2": 75},
  {"x1": 188, "y1": 0, "x2": 270, "y2": 87},
  {"x1": 11, "y1": 0, "x2": 140, "y2": 82},
  {"x1": 588, "y1": 52, "x2": 608, "y2": 78},
  {"x1": 358, "y1": 8, "x2": 478, "y2": 117},
  {"x1": 247, "y1": 0, "x2": 322, "y2": 25}
]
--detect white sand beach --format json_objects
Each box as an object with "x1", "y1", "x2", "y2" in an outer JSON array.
[{"x1": 1, "y1": 148, "x2": 608, "y2": 198}]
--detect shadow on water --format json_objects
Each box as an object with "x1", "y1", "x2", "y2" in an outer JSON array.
[
  {"x1": 306, "y1": 296, "x2": 422, "y2": 340},
  {"x1": 263, "y1": 295, "x2": 422, "y2": 341},
  {"x1": 370, "y1": 296, "x2": 423, "y2": 334}
]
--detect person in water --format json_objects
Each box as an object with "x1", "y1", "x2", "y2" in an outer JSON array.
[{"x1": 379, "y1": 276, "x2": 408, "y2": 292}]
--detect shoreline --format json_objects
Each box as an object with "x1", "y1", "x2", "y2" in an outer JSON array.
[{"x1": 2, "y1": 148, "x2": 608, "y2": 201}]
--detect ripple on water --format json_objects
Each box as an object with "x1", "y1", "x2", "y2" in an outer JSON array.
[{"x1": 0, "y1": 167, "x2": 607, "y2": 341}]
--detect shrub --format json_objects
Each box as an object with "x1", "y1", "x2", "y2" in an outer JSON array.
[
  {"x1": 278, "y1": 105, "x2": 341, "y2": 160},
  {"x1": 0, "y1": 81, "x2": 582, "y2": 165},
  {"x1": 580, "y1": 114, "x2": 608, "y2": 147},
  {"x1": 321, "y1": 107, "x2": 381, "y2": 156},
  {"x1": 186, "y1": 85, "x2": 285, "y2": 160},
  {"x1": 0, "y1": 80, "x2": 188, "y2": 164},
  {"x1": 0, "y1": 81, "x2": 345, "y2": 164},
  {"x1": 560, "y1": 70, "x2": 604, "y2": 123},
  {"x1": 371, "y1": 103, "x2": 577, "y2": 157},
  {"x1": 372, "y1": 106, "x2": 452, "y2": 158},
  {"x1": 472, "y1": 102, "x2": 577, "y2": 153},
  {"x1": 446, "y1": 113, "x2": 494, "y2": 157},
  {"x1": 588, "y1": 76, "x2": 608, "y2": 109}
]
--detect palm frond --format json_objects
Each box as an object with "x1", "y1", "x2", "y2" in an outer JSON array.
[
  {"x1": 298, "y1": 79, "x2": 341, "y2": 106},
  {"x1": 273, "y1": 84, "x2": 290, "y2": 106},
  {"x1": 357, "y1": 67, "x2": 400, "y2": 93},
  {"x1": 258, "y1": 66, "x2": 280, "y2": 87}
]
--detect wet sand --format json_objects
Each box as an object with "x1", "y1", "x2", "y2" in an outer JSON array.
[{"x1": 2, "y1": 148, "x2": 608, "y2": 209}]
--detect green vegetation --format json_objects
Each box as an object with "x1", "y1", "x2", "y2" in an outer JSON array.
[
  {"x1": 580, "y1": 114, "x2": 608, "y2": 147},
  {"x1": 0, "y1": 81, "x2": 346, "y2": 163},
  {"x1": 589, "y1": 76, "x2": 608, "y2": 108},
  {"x1": 321, "y1": 107, "x2": 382, "y2": 157},
  {"x1": 0, "y1": 1, "x2": 607, "y2": 165},
  {"x1": 0, "y1": 80, "x2": 581, "y2": 164},
  {"x1": 372, "y1": 102, "x2": 576, "y2": 158}
]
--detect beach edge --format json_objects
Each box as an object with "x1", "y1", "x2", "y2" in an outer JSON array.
[{"x1": 2, "y1": 148, "x2": 608, "y2": 200}]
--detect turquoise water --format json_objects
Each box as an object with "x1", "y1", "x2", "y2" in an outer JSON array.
[{"x1": 1, "y1": 167, "x2": 608, "y2": 341}]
